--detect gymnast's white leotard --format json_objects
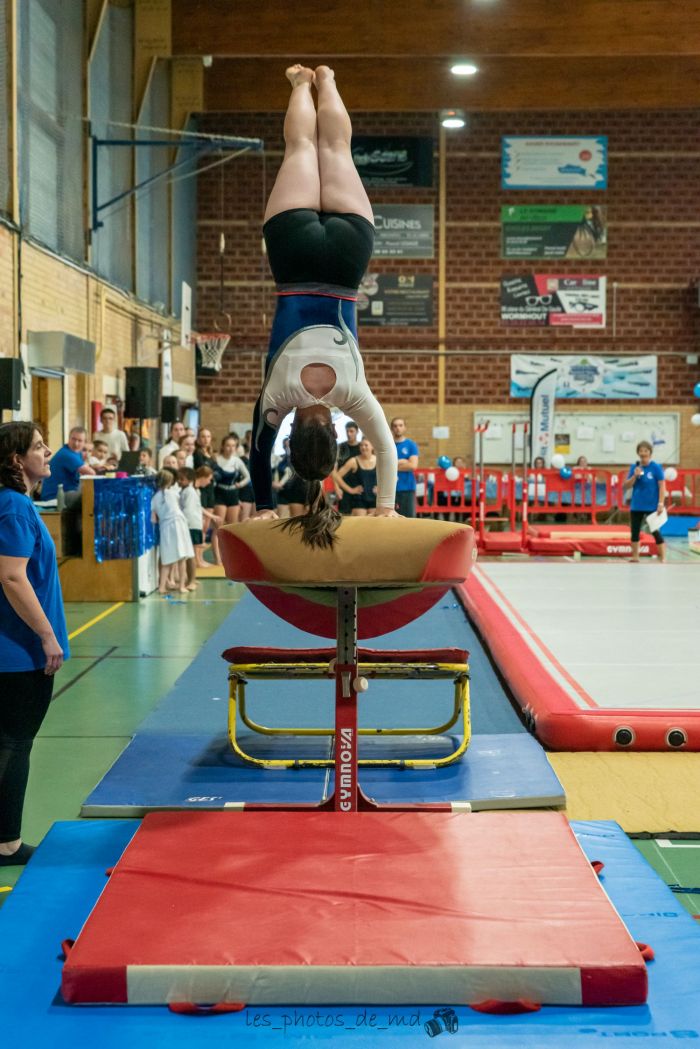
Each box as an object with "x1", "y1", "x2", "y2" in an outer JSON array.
[{"x1": 250, "y1": 292, "x2": 397, "y2": 510}]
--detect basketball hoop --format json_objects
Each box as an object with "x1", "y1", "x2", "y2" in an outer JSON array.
[{"x1": 191, "y1": 331, "x2": 231, "y2": 372}]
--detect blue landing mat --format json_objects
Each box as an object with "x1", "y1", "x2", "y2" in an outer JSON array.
[
  {"x1": 2, "y1": 819, "x2": 700, "y2": 1045},
  {"x1": 83, "y1": 592, "x2": 562, "y2": 813}
]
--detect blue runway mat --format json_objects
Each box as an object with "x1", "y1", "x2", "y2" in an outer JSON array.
[
  {"x1": 128, "y1": 591, "x2": 525, "y2": 736},
  {"x1": 83, "y1": 591, "x2": 563, "y2": 813},
  {"x1": 2, "y1": 819, "x2": 699, "y2": 1045},
  {"x1": 82, "y1": 732, "x2": 562, "y2": 814}
]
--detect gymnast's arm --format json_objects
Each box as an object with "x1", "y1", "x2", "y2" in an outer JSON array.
[
  {"x1": 346, "y1": 388, "x2": 398, "y2": 515},
  {"x1": 249, "y1": 398, "x2": 279, "y2": 517}
]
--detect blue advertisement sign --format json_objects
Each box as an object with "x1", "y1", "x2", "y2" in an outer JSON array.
[
  {"x1": 502, "y1": 136, "x2": 608, "y2": 190},
  {"x1": 511, "y1": 354, "x2": 658, "y2": 400}
]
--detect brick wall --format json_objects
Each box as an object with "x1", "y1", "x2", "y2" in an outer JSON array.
[
  {"x1": 0, "y1": 226, "x2": 195, "y2": 431},
  {"x1": 195, "y1": 108, "x2": 700, "y2": 465}
]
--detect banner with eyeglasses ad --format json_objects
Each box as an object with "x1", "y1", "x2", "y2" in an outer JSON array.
[
  {"x1": 500, "y1": 275, "x2": 606, "y2": 328},
  {"x1": 510, "y1": 354, "x2": 658, "y2": 400},
  {"x1": 501, "y1": 205, "x2": 607, "y2": 260},
  {"x1": 502, "y1": 136, "x2": 608, "y2": 189}
]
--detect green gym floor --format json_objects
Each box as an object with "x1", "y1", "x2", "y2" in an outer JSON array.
[{"x1": 2, "y1": 552, "x2": 699, "y2": 921}]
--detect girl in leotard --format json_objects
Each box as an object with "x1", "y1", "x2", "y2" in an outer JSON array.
[
  {"x1": 250, "y1": 64, "x2": 398, "y2": 548},
  {"x1": 335, "y1": 438, "x2": 377, "y2": 516}
]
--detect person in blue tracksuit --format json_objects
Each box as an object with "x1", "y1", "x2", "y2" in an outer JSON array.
[{"x1": 623, "y1": 440, "x2": 667, "y2": 562}]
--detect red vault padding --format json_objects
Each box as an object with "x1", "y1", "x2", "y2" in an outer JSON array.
[{"x1": 62, "y1": 811, "x2": 647, "y2": 1007}]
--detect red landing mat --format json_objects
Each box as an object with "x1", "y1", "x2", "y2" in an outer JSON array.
[
  {"x1": 527, "y1": 524, "x2": 657, "y2": 558},
  {"x1": 479, "y1": 525, "x2": 657, "y2": 557},
  {"x1": 62, "y1": 811, "x2": 647, "y2": 1007}
]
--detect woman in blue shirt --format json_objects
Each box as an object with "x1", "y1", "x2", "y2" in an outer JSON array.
[
  {"x1": 623, "y1": 439, "x2": 667, "y2": 563},
  {"x1": 0, "y1": 422, "x2": 69, "y2": 866}
]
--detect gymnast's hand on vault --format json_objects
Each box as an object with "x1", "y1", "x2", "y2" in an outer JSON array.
[
  {"x1": 251, "y1": 509, "x2": 280, "y2": 521},
  {"x1": 369, "y1": 507, "x2": 400, "y2": 518}
]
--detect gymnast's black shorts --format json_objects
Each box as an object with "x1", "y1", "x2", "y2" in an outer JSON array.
[{"x1": 263, "y1": 209, "x2": 375, "y2": 290}]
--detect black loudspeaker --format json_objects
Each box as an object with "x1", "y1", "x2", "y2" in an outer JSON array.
[
  {"x1": 0, "y1": 357, "x2": 22, "y2": 411},
  {"x1": 161, "y1": 395, "x2": 180, "y2": 424},
  {"x1": 124, "y1": 367, "x2": 160, "y2": 419}
]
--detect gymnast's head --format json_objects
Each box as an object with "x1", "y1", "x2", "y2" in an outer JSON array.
[{"x1": 280, "y1": 407, "x2": 340, "y2": 549}]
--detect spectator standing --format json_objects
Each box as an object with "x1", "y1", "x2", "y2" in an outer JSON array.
[
  {"x1": 93, "y1": 407, "x2": 129, "y2": 461},
  {"x1": 334, "y1": 420, "x2": 362, "y2": 514},
  {"x1": 335, "y1": 438, "x2": 377, "y2": 516},
  {"x1": 0, "y1": 422, "x2": 69, "y2": 867},
  {"x1": 40, "y1": 427, "x2": 95, "y2": 502},
  {"x1": 194, "y1": 466, "x2": 222, "y2": 566},
  {"x1": 623, "y1": 440, "x2": 667, "y2": 563},
  {"x1": 177, "y1": 467, "x2": 200, "y2": 590},
  {"x1": 391, "y1": 417, "x2": 419, "y2": 518},
  {"x1": 193, "y1": 429, "x2": 221, "y2": 563},
  {"x1": 213, "y1": 434, "x2": 251, "y2": 529},
  {"x1": 237, "y1": 434, "x2": 256, "y2": 522},
  {"x1": 178, "y1": 434, "x2": 196, "y2": 468},
  {"x1": 150, "y1": 470, "x2": 194, "y2": 593},
  {"x1": 193, "y1": 427, "x2": 216, "y2": 472},
  {"x1": 158, "y1": 421, "x2": 185, "y2": 468}
]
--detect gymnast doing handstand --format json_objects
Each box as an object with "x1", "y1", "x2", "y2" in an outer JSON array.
[{"x1": 249, "y1": 64, "x2": 398, "y2": 547}]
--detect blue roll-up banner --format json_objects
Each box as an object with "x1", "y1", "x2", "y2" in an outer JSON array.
[{"x1": 530, "y1": 368, "x2": 558, "y2": 466}]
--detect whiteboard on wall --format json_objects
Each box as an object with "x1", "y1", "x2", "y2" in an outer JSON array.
[{"x1": 474, "y1": 411, "x2": 680, "y2": 465}]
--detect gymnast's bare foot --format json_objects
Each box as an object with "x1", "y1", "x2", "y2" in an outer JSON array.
[
  {"x1": 286, "y1": 64, "x2": 314, "y2": 88},
  {"x1": 314, "y1": 65, "x2": 335, "y2": 85}
]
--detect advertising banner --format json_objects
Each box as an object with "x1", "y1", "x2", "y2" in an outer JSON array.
[
  {"x1": 357, "y1": 274, "x2": 433, "y2": 327},
  {"x1": 501, "y1": 275, "x2": 606, "y2": 328},
  {"x1": 530, "y1": 368, "x2": 558, "y2": 466},
  {"x1": 511, "y1": 354, "x2": 658, "y2": 400},
  {"x1": 352, "y1": 136, "x2": 433, "y2": 187},
  {"x1": 501, "y1": 205, "x2": 607, "y2": 259},
  {"x1": 372, "y1": 205, "x2": 434, "y2": 258},
  {"x1": 502, "y1": 136, "x2": 608, "y2": 189}
]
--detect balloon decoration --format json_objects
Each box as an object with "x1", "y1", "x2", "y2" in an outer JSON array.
[
  {"x1": 93, "y1": 476, "x2": 158, "y2": 563},
  {"x1": 694, "y1": 381, "x2": 700, "y2": 399},
  {"x1": 444, "y1": 466, "x2": 460, "y2": 482},
  {"x1": 559, "y1": 467, "x2": 573, "y2": 480},
  {"x1": 664, "y1": 467, "x2": 678, "y2": 482},
  {"x1": 550, "y1": 453, "x2": 565, "y2": 470},
  {"x1": 437, "y1": 455, "x2": 452, "y2": 469},
  {"x1": 692, "y1": 414, "x2": 700, "y2": 427}
]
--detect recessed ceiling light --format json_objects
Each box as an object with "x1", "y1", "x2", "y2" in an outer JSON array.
[
  {"x1": 451, "y1": 62, "x2": 478, "y2": 76},
  {"x1": 440, "y1": 109, "x2": 467, "y2": 129}
]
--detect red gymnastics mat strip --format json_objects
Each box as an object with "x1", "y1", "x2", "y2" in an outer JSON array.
[
  {"x1": 458, "y1": 566, "x2": 697, "y2": 751},
  {"x1": 61, "y1": 810, "x2": 646, "y2": 1008},
  {"x1": 527, "y1": 523, "x2": 657, "y2": 557}
]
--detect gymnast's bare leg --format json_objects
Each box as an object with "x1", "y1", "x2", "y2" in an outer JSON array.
[
  {"x1": 314, "y1": 65, "x2": 374, "y2": 223},
  {"x1": 264, "y1": 65, "x2": 320, "y2": 222}
]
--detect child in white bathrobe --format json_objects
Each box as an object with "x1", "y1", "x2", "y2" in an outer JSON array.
[{"x1": 151, "y1": 470, "x2": 194, "y2": 594}]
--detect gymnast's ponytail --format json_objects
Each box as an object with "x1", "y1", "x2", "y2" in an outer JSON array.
[
  {"x1": 279, "y1": 479, "x2": 341, "y2": 549},
  {"x1": 278, "y1": 416, "x2": 341, "y2": 549}
]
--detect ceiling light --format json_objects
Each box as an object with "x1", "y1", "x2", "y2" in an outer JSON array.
[
  {"x1": 451, "y1": 62, "x2": 478, "y2": 76},
  {"x1": 440, "y1": 109, "x2": 466, "y2": 129}
]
